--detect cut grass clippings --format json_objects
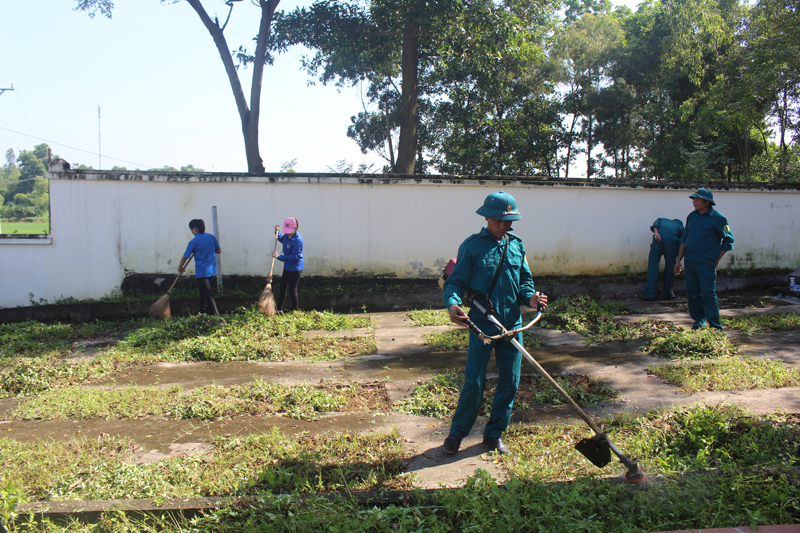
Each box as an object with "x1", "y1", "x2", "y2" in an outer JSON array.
[
  {"x1": 0, "y1": 428, "x2": 412, "y2": 504},
  {"x1": 12, "y1": 380, "x2": 392, "y2": 421},
  {"x1": 396, "y1": 369, "x2": 618, "y2": 418},
  {"x1": 721, "y1": 311, "x2": 800, "y2": 335},
  {"x1": 0, "y1": 309, "x2": 375, "y2": 398},
  {"x1": 541, "y1": 295, "x2": 676, "y2": 344},
  {"x1": 642, "y1": 327, "x2": 739, "y2": 359},
  {"x1": 648, "y1": 356, "x2": 800, "y2": 393},
  {"x1": 8, "y1": 405, "x2": 798, "y2": 532}
]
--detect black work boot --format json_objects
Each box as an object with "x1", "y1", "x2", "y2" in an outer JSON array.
[
  {"x1": 482, "y1": 436, "x2": 510, "y2": 455},
  {"x1": 443, "y1": 434, "x2": 462, "y2": 454}
]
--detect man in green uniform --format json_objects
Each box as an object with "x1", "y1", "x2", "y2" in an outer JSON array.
[
  {"x1": 442, "y1": 191, "x2": 547, "y2": 455},
  {"x1": 674, "y1": 188, "x2": 734, "y2": 330},
  {"x1": 644, "y1": 218, "x2": 684, "y2": 301}
]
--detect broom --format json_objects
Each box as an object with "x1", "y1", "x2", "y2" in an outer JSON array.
[
  {"x1": 257, "y1": 229, "x2": 280, "y2": 315},
  {"x1": 148, "y1": 254, "x2": 193, "y2": 320}
]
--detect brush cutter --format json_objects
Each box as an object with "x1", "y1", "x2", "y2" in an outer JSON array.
[{"x1": 461, "y1": 292, "x2": 644, "y2": 482}]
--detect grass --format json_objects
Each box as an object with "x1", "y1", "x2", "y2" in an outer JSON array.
[
  {"x1": 396, "y1": 369, "x2": 619, "y2": 418},
  {"x1": 0, "y1": 222, "x2": 49, "y2": 235},
  {"x1": 0, "y1": 309, "x2": 375, "y2": 398},
  {"x1": 5, "y1": 405, "x2": 798, "y2": 532},
  {"x1": 648, "y1": 356, "x2": 800, "y2": 392},
  {"x1": 0, "y1": 428, "x2": 412, "y2": 504},
  {"x1": 642, "y1": 328, "x2": 739, "y2": 360},
  {"x1": 541, "y1": 295, "x2": 675, "y2": 344},
  {"x1": 11, "y1": 380, "x2": 391, "y2": 421},
  {"x1": 406, "y1": 307, "x2": 471, "y2": 326},
  {"x1": 721, "y1": 311, "x2": 800, "y2": 334}
]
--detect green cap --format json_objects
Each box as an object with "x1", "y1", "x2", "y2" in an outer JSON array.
[
  {"x1": 689, "y1": 188, "x2": 715, "y2": 206},
  {"x1": 476, "y1": 191, "x2": 522, "y2": 221}
]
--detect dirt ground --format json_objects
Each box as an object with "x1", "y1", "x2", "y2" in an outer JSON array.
[{"x1": 2, "y1": 292, "x2": 799, "y2": 492}]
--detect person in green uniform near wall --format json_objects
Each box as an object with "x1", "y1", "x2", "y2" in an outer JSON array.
[
  {"x1": 644, "y1": 218, "x2": 684, "y2": 301},
  {"x1": 674, "y1": 188, "x2": 734, "y2": 330},
  {"x1": 442, "y1": 191, "x2": 548, "y2": 455}
]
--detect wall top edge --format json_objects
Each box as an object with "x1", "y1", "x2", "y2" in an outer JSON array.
[{"x1": 44, "y1": 168, "x2": 800, "y2": 192}]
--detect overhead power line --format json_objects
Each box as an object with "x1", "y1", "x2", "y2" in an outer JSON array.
[{"x1": 0, "y1": 125, "x2": 154, "y2": 169}]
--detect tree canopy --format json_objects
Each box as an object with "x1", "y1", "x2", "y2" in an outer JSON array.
[{"x1": 73, "y1": 0, "x2": 799, "y2": 180}]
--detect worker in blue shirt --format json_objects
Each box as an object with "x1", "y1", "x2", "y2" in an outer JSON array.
[
  {"x1": 644, "y1": 218, "x2": 684, "y2": 301},
  {"x1": 179, "y1": 219, "x2": 221, "y2": 315},
  {"x1": 442, "y1": 191, "x2": 547, "y2": 455},
  {"x1": 674, "y1": 189, "x2": 734, "y2": 330},
  {"x1": 272, "y1": 217, "x2": 304, "y2": 314}
]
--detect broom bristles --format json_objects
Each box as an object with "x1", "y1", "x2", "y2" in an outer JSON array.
[
  {"x1": 148, "y1": 293, "x2": 172, "y2": 320},
  {"x1": 257, "y1": 280, "x2": 276, "y2": 316}
]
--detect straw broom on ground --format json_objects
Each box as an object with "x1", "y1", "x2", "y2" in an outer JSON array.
[
  {"x1": 148, "y1": 254, "x2": 193, "y2": 320},
  {"x1": 257, "y1": 229, "x2": 280, "y2": 315}
]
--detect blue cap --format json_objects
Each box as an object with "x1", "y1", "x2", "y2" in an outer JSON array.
[{"x1": 476, "y1": 191, "x2": 522, "y2": 221}]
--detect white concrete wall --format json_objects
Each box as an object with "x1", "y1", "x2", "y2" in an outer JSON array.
[{"x1": 1, "y1": 170, "x2": 798, "y2": 308}]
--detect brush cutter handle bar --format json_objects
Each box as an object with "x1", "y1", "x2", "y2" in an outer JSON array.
[
  {"x1": 467, "y1": 297, "x2": 544, "y2": 341},
  {"x1": 168, "y1": 254, "x2": 193, "y2": 294},
  {"x1": 463, "y1": 318, "x2": 492, "y2": 345}
]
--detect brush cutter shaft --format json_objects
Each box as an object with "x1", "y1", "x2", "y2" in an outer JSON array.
[
  {"x1": 468, "y1": 298, "x2": 639, "y2": 472},
  {"x1": 507, "y1": 334, "x2": 604, "y2": 435}
]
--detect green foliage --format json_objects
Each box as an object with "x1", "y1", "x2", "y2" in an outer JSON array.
[
  {"x1": 55, "y1": 406, "x2": 794, "y2": 533},
  {"x1": 395, "y1": 369, "x2": 463, "y2": 418},
  {"x1": 542, "y1": 295, "x2": 674, "y2": 344},
  {"x1": 397, "y1": 369, "x2": 618, "y2": 418},
  {"x1": 1, "y1": 429, "x2": 412, "y2": 504},
  {"x1": 643, "y1": 328, "x2": 739, "y2": 359},
  {"x1": 0, "y1": 310, "x2": 374, "y2": 398},
  {"x1": 1, "y1": 143, "x2": 50, "y2": 222},
  {"x1": 649, "y1": 356, "x2": 800, "y2": 392},
  {"x1": 721, "y1": 311, "x2": 800, "y2": 335},
  {"x1": 12, "y1": 379, "x2": 372, "y2": 421}
]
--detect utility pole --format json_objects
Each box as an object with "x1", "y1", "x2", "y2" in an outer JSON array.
[
  {"x1": 0, "y1": 83, "x2": 13, "y2": 96},
  {"x1": 98, "y1": 105, "x2": 102, "y2": 169}
]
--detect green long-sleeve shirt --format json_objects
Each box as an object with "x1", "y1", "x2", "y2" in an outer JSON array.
[{"x1": 443, "y1": 228, "x2": 536, "y2": 331}]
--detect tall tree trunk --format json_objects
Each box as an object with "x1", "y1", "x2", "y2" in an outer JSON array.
[
  {"x1": 394, "y1": 14, "x2": 419, "y2": 175},
  {"x1": 188, "y1": 0, "x2": 278, "y2": 174}
]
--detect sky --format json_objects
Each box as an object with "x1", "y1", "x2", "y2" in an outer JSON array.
[{"x1": 0, "y1": 0, "x2": 640, "y2": 174}]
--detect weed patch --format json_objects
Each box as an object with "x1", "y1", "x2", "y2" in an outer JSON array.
[
  {"x1": 407, "y1": 307, "x2": 470, "y2": 326},
  {"x1": 541, "y1": 295, "x2": 675, "y2": 344},
  {"x1": 643, "y1": 328, "x2": 739, "y2": 359},
  {"x1": 12, "y1": 380, "x2": 392, "y2": 421},
  {"x1": 0, "y1": 429, "x2": 412, "y2": 505},
  {"x1": 648, "y1": 356, "x2": 800, "y2": 392},
  {"x1": 51, "y1": 406, "x2": 798, "y2": 533},
  {"x1": 396, "y1": 370, "x2": 618, "y2": 418},
  {"x1": 721, "y1": 311, "x2": 800, "y2": 335},
  {"x1": 0, "y1": 310, "x2": 375, "y2": 397}
]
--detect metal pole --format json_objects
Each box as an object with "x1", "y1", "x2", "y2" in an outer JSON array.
[
  {"x1": 212, "y1": 206, "x2": 223, "y2": 296},
  {"x1": 98, "y1": 105, "x2": 101, "y2": 169}
]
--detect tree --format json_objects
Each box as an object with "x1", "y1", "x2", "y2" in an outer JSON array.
[
  {"x1": 76, "y1": 0, "x2": 280, "y2": 173},
  {"x1": 553, "y1": 12, "x2": 623, "y2": 178},
  {"x1": 273, "y1": 0, "x2": 524, "y2": 174}
]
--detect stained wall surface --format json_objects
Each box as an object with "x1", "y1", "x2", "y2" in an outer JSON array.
[{"x1": 1, "y1": 170, "x2": 797, "y2": 308}]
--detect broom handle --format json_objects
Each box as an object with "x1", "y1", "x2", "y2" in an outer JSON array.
[
  {"x1": 168, "y1": 254, "x2": 193, "y2": 294},
  {"x1": 267, "y1": 229, "x2": 279, "y2": 281}
]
